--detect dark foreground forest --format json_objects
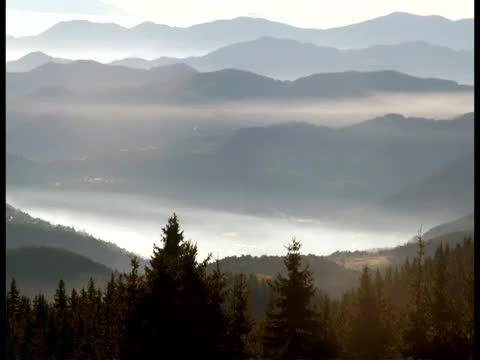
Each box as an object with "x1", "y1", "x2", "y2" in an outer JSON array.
[{"x1": 6, "y1": 214, "x2": 474, "y2": 360}]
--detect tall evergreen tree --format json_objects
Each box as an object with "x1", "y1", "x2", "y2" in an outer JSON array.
[
  {"x1": 134, "y1": 214, "x2": 228, "y2": 359},
  {"x1": 263, "y1": 238, "x2": 317, "y2": 359},
  {"x1": 401, "y1": 232, "x2": 432, "y2": 359},
  {"x1": 430, "y1": 244, "x2": 452, "y2": 358},
  {"x1": 119, "y1": 258, "x2": 145, "y2": 359},
  {"x1": 6, "y1": 278, "x2": 21, "y2": 360},
  {"x1": 53, "y1": 279, "x2": 73, "y2": 359}
]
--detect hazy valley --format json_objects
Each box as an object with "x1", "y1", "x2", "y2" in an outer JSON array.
[{"x1": 5, "y1": 6, "x2": 474, "y2": 358}]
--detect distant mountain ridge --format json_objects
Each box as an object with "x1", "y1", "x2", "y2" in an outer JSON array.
[
  {"x1": 7, "y1": 12, "x2": 473, "y2": 60},
  {"x1": 8, "y1": 40, "x2": 473, "y2": 84},
  {"x1": 7, "y1": 51, "x2": 72, "y2": 72},
  {"x1": 110, "y1": 38, "x2": 474, "y2": 84}
]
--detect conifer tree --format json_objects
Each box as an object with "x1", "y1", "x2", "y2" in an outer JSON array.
[
  {"x1": 68, "y1": 288, "x2": 81, "y2": 355},
  {"x1": 98, "y1": 273, "x2": 118, "y2": 358},
  {"x1": 458, "y1": 237, "x2": 474, "y2": 358},
  {"x1": 18, "y1": 296, "x2": 34, "y2": 359},
  {"x1": 6, "y1": 278, "x2": 21, "y2": 360},
  {"x1": 226, "y1": 273, "x2": 252, "y2": 359},
  {"x1": 314, "y1": 294, "x2": 339, "y2": 359},
  {"x1": 135, "y1": 214, "x2": 228, "y2": 359},
  {"x1": 45, "y1": 305, "x2": 58, "y2": 358},
  {"x1": 206, "y1": 260, "x2": 229, "y2": 358},
  {"x1": 140, "y1": 214, "x2": 186, "y2": 357},
  {"x1": 430, "y1": 244, "x2": 451, "y2": 357},
  {"x1": 161, "y1": 212, "x2": 184, "y2": 255},
  {"x1": 430, "y1": 242, "x2": 470, "y2": 359},
  {"x1": 82, "y1": 278, "x2": 101, "y2": 358},
  {"x1": 336, "y1": 289, "x2": 355, "y2": 357},
  {"x1": 120, "y1": 257, "x2": 146, "y2": 359},
  {"x1": 347, "y1": 266, "x2": 386, "y2": 359},
  {"x1": 4, "y1": 214, "x2": 474, "y2": 360},
  {"x1": 401, "y1": 232, "x2": 432, "y2": 359},
  {"x1": 263, "y1": 238, "x2": 317, "y2": 359},
  {"x1": 31, "y1": 294, "x2": 49, "y2": 358},
  {"x1": 53, "y1": 279, "x2": 72, "y2": 359},
  {"x1": 7, "y1": 278, "x2": 20, "y2": 324},
  {"x1": 374, "y1": 268, "x2": 397, "y2": 357}
]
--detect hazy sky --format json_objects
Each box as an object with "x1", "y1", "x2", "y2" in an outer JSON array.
[
  {"x1": 108, "y1": 0, "x2": 474, "y2": 27},
  {"x1": 6, "y1": 0, "x2": 474, "y2": 36}
]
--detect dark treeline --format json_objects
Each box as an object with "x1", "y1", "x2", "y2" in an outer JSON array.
[{"x1": 6, "y1": 214, "x2": 474, "y2": 359}]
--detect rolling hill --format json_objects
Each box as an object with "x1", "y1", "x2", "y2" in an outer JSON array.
[
  {"x1": 6, "y1": 61, "x2": 471, "y2": 101},
  {"x1": 211, "y1": 212, "x2": 474, "y2": 296},
  {"x1": 6, "y1": 113, "x2": 474, "y2": 219},
  {"x1": 385, "y1": 151, "x2": 474, "y2": 214},
  {"x1": 212, "y1": 254, "x2": 360, "y2": 298},
  {"x1": 327, "y1": 213, "x2": 474, "y2": 270},
  {"x1": 4, "y1": 209, "x2": 473, "y2": 300},
  {"x1": 423, "y1": 213, "x2": 474, "y2": 240},
  {"x1": 120, "y1": 113, "x2": 473, "y2": 208},
  {"x1": 6, "y1": 246, "x2": 113, "y2": 298},
  {"x1": 6, "y1": 203, "x2": 148, "y2": 272},
  {"x1": 6, "y1": 61, "x2": 199, "y2": 98}
]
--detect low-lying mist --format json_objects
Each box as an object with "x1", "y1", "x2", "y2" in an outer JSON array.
[
  {"x1": 11, "y1": 91, "x2": 474, "y2": 128},
  {"x1": 7, "y1": 90, "x2": 474, "y2": 162},
  {"x1": 6, "y1": 187, "x2": 452, "y2": 261}
]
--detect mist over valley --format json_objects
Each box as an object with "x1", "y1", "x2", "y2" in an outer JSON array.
[{"x1": 5, "y1": 6, "x2": 475, "y2": 358}]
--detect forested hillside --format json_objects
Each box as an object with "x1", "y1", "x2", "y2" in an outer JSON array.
[
  {"x1": 6, "y1": 215, "x2": 474, "y2": 359},
  {"x1": 327, "y1": 213, "x2": 474, "y2": 270},
  {"x1": 213, "y1": 254, "x2": 359, "y2": 298},
  {"x1": 6, "y1": 204, "x2": 147, "y2": 272},
  {"x1": 6, "y1": 246, "x2": 113, "y2": 299},
  {"x1": 6, "y1": 113, "x2": 474, "y2": 219}
]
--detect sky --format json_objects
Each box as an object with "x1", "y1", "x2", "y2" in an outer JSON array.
[{"x1": 6, "y1": 0, "x2": 475, "y2": 37}]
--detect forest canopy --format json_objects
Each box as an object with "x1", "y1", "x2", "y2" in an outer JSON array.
[{"x1": 5, "y1": 214, "x2": 474, "y2": 359}]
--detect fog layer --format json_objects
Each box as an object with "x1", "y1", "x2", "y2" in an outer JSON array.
[
  {"x1": 6, "y1": 188, "x2": 446, "y2": 260},
  {"x1": 9, "y1": 91, "x2": 474, "y2": 128}
]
